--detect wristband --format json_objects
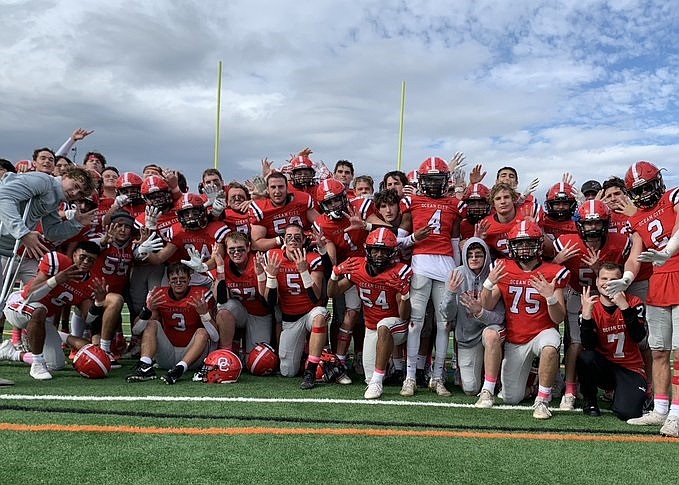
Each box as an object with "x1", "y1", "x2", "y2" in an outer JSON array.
[
  {"x1": 546, "y1": 295, "x2": 558, "y2": 306},
  {"x1": 266, "y1": 276, "x2": 278, "y2": 289},
  {"x1": 139, "y1": 306, "x2": 153, "y2": 320},
  {"x1": 300, "y1": 270, "x2": 314, "y2": 289},
  {"x1": 400, "y1": 292, "x2": 410, "y2": 301},
  {"x1": 257, "y1": 272, "x2": 267, "y2": 282},
  {"x1": 46, "y1": 276, "x2": 58, "y2": 289},
  {"x1": 200, "y1": 313, "x2": 213, "y2": 324},
  {"x1": 409, "y1": 234, "x2": 416, "y2": 244},
  {"x1": 217, "y1": 265, "x2": 225, "y2": 274},
  {"x1": 275, "y1": 235, "x2": 284, "y2": 246},
  {"x1": 622, "y1": 270, "x2": 635, "y2": 284},
  {"x1": 482, "y1": 279, "x2": 496, "y2": 291}
]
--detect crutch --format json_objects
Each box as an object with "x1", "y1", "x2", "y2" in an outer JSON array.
[{"x1": 0, "y1": 199, "x2": 33, "y2": 306}]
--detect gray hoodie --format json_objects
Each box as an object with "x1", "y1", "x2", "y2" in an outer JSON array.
[{"x1": 440, "y1": 237, "x2": 505, "y2": 348}]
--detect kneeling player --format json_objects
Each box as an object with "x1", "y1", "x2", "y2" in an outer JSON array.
[
  {"x1": 577, "y1": 263, "x2": 648, "y2": 420},
  {"x1": 126, "y1": 263, "x2": 218, "y2": 384},
  {"x1": 328, "y1": 228, "x2": 412, "y2": 399}
]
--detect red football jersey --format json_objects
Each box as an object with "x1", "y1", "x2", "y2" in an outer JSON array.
[
  {"x1": 156, "y1": 286, "x2": 215, "y2": 347},
  {"x1": 400, "y1": 194, "x2": 460, "y2": 256},
  {"x1": 542, "y1": 217, "x2": 578, "y2": 240},
  {"x1": 266, "y1": 248, "x2": 323, "y2": 315},
  {"x1": 607, "y1": 211, "x2": 652, "y2": 282},
  {"x1": 313, "y1": 198, "x2": 374, "y2": 262},
  {"x1": 123, "y1": 202, "x2": 146, "y2": 220},
  {"x1": 165, "y1": 221, "x2": 230, "y2": 264},
  {"x1": 554, "y1": 233, "x2": 631, "y2": 293},
  {"x1": 249, "y1": 192, "x2": 314, "y2": 237},
  {"x1": 482, "y1": 212, "x2": 542, "y2": 259},
  {"x1": 90, "y1": 241, "x2": 134, "y2": 294},
  {"x1": 346, "y1": 259, "x2": 412, "y2": 329},
  {"x1": 134, "y1": 211, "x2": 179, "y2": 241},
  {"x1": 289, "y1": 183, "x2": 321, "y2": 207},
  {"x1": 223, "y1": 208, "x2": 251, "y2": 236},
  {"x1": 495, "y1": 259, "x2": 570, "y2": 344},
  {"x1": 220, "y1": 255, "x2": 269, "y2": 317},
  {"x1": 590, "y1": 295, "x2": 646, "y2": 375}
]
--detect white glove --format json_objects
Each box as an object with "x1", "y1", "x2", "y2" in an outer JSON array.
[
  {"x1": 64, "y1": 205, "x2": 77, "y2": 220},
  {"x1": 115, "y1": 194, "x2": 130, "y2": 208},
  {"x1": 181, "y1": 248, "x2": 208, "y2": 273},
  {"x1": 145, "y1": 206, "x2": 161, "y2": 230},
  {"x1": 203, "y1": 184, "x2": 220, "y2": 207},
  {"x1": 638, "y1": 249, "x2": 671, "y2": 267},
  {"x1": 211, "y1": 190, "x2": 226, "y2": 217},
  {"x1": 135, "y1": 233, "x2": 164, "y2": 259},
  {"x1": 605, "y1": 271, "x2": 634, "y2": 296},
  {"x1": 521, "y1": 178, "x2": 540, "y2": 199}
]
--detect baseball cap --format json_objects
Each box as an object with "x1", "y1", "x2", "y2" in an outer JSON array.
[
  {"x1": 581, "y1": 180, "x2": 602, "y2": 195},
  {"x1": 109, "y1": 211, "x2": 136, "y2": 227},
  {"x1": 0, "y1": 159, "x2": 17, "y2": 174}
]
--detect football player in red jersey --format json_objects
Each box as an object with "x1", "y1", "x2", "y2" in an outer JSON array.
[
  {"x1": 328, "y1": 228, "x2": 412, "y2": 399},
  {"x1": 102, "y1": 171, "x2": 146, "y2": 226},
  {"x1": 481, "y1": 220, "x2": 569, "y2": 419},
  {"x1": 249, "y1": 171, "x2": 319, "y2": 251},
  {"x1": 126, "y1": 262, "x2": 218, "y2": 385},
  {"x1": 211, "y1": 182, "x2": 252, "y2": 236},
  {"x1": 399, "y1": 156, "x2": 460, "y2": 397},
  {"x1": 212, "y1": 232, "x2": 271, "y2": 357},
  {"x1": 288, "y1": 151, "x2": 320, "y2": 202},
  {"x1": 263, "y1": 223, "x2": 327, "y2": 389},
  {"x1": 2, "y1": 241, "x2": 124, "y2": 379},
  {"x1": 577, "y1": 263, "x2": 648, "y2": 420},
  {"x1": 553, "y1": 200, "x2": 632, "y2": 410},
  {"x1": 607, "y1": 161, "x2": 679, "y2": 436},
  {"x1": 456, "y1": 183, "x2": 491, "y2": 242},
  {"x1": 542, "y1": 182, "x2": 579, "y2": 240}
]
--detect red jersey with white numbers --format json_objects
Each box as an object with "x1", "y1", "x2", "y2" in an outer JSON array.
[
  {"x1": 495, "y1": 259, "x2": 570, "y2": 344},
  {"x1": 542, "y1": 217, "x2": 578, "y2": 240},
  {"x1": 157, "y1": 286, "x2": 215, "y2": 347},
  {"x1": 399, "y1": 194, "x2": 460, "y2": 256},
  {"x1": 313, "y1": 198, "x2": 374, "y2": 262},
  {"x1": 590, "y1": 295, "x2": 646, "y2": 376},
  {"x1": 483, "y1": 212, "x2": 542, "y2": 260},
  {"x1": 219, "y1": 255, "x2": 269, "y2": 316},
  {"x1": 346, "y1": 259, "x2": 412, "y2": 330},
  {"x1": 90, "y1": 241, "x2": 134, "y2": 294},
  {"x1": 164, "y1": 221, "x2": 230, "y2": 264},
  {"x1": 554, "y1": 233, "x2": 630, "y2": 293},
  {"x1": 266, "y1": 248, "x2": 323, "y2": 316},
  {"x1": 134, "y1": 211, "x2": 179, "y2": 241},
  {"x1": 249, "y1": 192, "x2": 314, "y2": 237},
  {"x1": 223, "y1": 208, "x2": 251, "y2": 236},
  {"x1": 20, "y1": 252, "x2": 95, "y2": 317}
]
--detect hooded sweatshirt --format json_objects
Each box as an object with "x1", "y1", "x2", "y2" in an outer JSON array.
[{"x1": 440, "y1": 237, "x2": 505, "y2": 348}]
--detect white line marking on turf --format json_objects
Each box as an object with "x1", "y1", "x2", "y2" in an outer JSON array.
[{"x1": 0, "y1": 394, "x2": 579, "y2": 412}]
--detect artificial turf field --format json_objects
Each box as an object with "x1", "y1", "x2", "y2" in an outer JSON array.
[{"x1": 1, "y1": 329, "x2": 677, "y2": 483}]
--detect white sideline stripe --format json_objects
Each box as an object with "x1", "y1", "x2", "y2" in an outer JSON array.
[{"x1": 0, "y1": 394, "x2": 581, "y2": 412}]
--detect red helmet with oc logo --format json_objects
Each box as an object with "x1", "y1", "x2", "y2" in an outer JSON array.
[{"x1": 201, "y1": 349, "x2": 242, "y2": 384}]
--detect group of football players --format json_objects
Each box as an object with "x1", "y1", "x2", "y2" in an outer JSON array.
[{"x1": 0, "y1": 127, "x2": 677, "y2": 438}]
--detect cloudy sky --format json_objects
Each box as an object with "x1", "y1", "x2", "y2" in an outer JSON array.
[{"x1": 2, "y1": 0, "x2": 678, "y2": 192}]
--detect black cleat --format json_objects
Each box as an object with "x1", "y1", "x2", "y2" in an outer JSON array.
[
  {"x1": 415, "y1": 369, "x2": 428, "y2": 389},
  {"x1": 126, "y1": 361, "x2": 157, "y2": 382},
  {"x1": 582, "y1": 401, "x2": 602, "y2": 417},
  {"x1": 161, "y1": 365, "x2": 185, "y2": 385},
  {"x1": 384, "y1": 369, "x2": 404, "y2": 386},
  {"x1": 300, "y1": 369, "x2": 316, "y2": 390}
]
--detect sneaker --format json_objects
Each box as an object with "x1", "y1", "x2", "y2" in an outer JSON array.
[
  {"x1": 161, "y1": 365, "x2": 185, "y2": 385},
  {"x1": 415, "y1": 369, "x2": 428, "y2": 388},
  {"x1": 364, "y1": 381, "x2": 383, "y2": 399},
  {"x1": 533, "y1": 398, "x2": 552, "y2": 420},
  {"x1": 582, "y1": 401, "x2": 602, "y2": 417},
  {"x1": 660, "y1": 415, "x2": 679, "y2": 438},
  {"x1": 30, "y1": 361, "x2": 52, "y2": 380},
  {"x1": 354, "y1": 352, "x2": 364, "y2": 375},
  {"x1": 300, "y1": 369, "x2": 316, "y2": 390},
  {"x1": 474, "y1": 389, "x2": 495, "y2": 409},
  {"x1": 0, "y1": 339, "x2": 18, "y2": 361},
  {"x1": 627, "y1": 410, "x2": 668, "y2": 426},
  {"x1": 336, "y1": 372, "x2": 352, "y2": 385},
  {"x1": 429, "y1": 377, "x2": 452, "y2": 397},
  {"x1": 400, "y1": 377, "x2": 417, "y2": 397},
  {"x1": 126, "y1": 361, "x2": 157, "y2": 382},
  {"x1": 106, "y1": 352, "x2": 122, "y2": 370},
  {"x1": 559, "y1": 393, "x2": 576, "y2": 411},
  {"x1": 0, "y1": 377, "x2": 14, "y2": 386}
]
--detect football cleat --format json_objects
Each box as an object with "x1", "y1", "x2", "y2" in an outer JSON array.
[
  {"x1": 126, "y1": 361, "x2": 157, "y2": 382},
  {"x1": 399, "y1": 377, "x2": 417, "y2": 397},
  {"x1": 364, "y1": 382, "x2": 384, "y2": 400},
  {"x1": 161, "y1": 365, "x2": 185, "y2": 385},
  {"x1": 533, "y1": 398, "x2": 552, "y2": 420},
  {"x1": 582, "y1": 401, "x2": 602, "y2": 417},
  {"x1": 627, "y1": 410, "x2": 668, "y2": 426},
  {"x1": 474, "y1": 389, "x2": 495, "y2": 409},
  {"x1": 660, "y1": 415, "x2": 679, "y2": 438},
  {"x1": 559, "y1": 393, "x2": 576, "y2": 411},
  {"x1": 30, "y1": 361, "x2": 52, "y2": 380},
  {"x1": 0, "y1": 339, "x2": 18, "y2": 361},
  {"x1": 428, "y1": 377, "x2": 451, "y2": 397},
  {"x1": 300, "y1": 369, "x2": 316, "y2": 390}
]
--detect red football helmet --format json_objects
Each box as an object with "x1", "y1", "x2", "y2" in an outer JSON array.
[
  {"x1": 364, "y1": 228, "x2": 398, "y2": 271},
  {"x1": 290, "y1": 155, "x2": 317, "y2": 188},
  {"x1": 246, "y1": 342, "x2": 279, "y2": 376},
  {"x1": 417, "y1": 157, "x2": 450, "y2": 198},
  {"x1": 73, "y1": 344, "x2": 111, "y2": 379},
  {"x1": 462, "y1": 183, "x2": 491, "y2": 223},
  {"x1": 141, "y1": 175, "x2": 173, "y2": 210},
  {"x1": 313, "y1": 348, "x2": 347, "y2": 383},
  {"x1": 624, "y1": 161, "x2": 665, "y2": 208},
  {"x1": 576, "y1": 199, "x2": 610, "y2": 242},
  {"x1": 316, "y1": 178, "x2": 348, "y2": 219},
  {"x1": 406, "y1": 170, "x2": 419, "y2": 186},
  {"x1": 175, "y1": 193, "x2": 208, "y2": 229},
  {"x1": 201, "y1": 349, "x2": 242, "y2": 383},
  {"x1": 116, "y1": 171, "x2": 145, "y2": 204},
  {"x1": 545, "y1": 183, "x2": 577, "y2": 221},
  {"x1": 508, "y1": 220, "x2": 543, "y2": 262}
]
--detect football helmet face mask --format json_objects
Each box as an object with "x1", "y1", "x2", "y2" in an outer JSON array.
[
  {"x1": 290, "y1": 156, "x2": 317, "y2": 188},
  {"x1": 463, "y1": 183, "x2": 491, "y2": 223},
  {"x1": 507, "y1": 221, "x2": 543, "y2": 263},
  {"x1": 142, "y1": 175, "x2": 174, "y2": 211},
  {"x1": 175, "y1": 193, "x2": 208, "y2": 230},
  {"x1": 364, "y1": 228, "x2": 397, "y2": 272},
  {"x1": 314, "y1": 348, "x2": 348, "y2": 383},
  {"x1": 116, "y1": 172, "x2": 145, "y2": 204},
  {"x1": 545, "y1": 183, "x2": 577, "y2": 221},
  {"x1": 317, "y1": 179, "x2": 348, "y2": 219},
  {"x1": 247, "y1": 343, "x2": 279, "y2": 376},
  {"x1": 73, "y1": 344, "x2": 111, "y2": 379},
  {"x1": 417, "y1": 157, "x2": 450, "y2": 199},
  {"x1": 201, "y1": 349, "x2": 242, "y2": 384},
  {"x1": 625, "y1": 161, "x2": 665, "y2": 209},
  {"x1": 576, "y1": 199, "x2": 610, "y2": 242}
]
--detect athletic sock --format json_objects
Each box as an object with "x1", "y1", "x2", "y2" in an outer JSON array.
[
  {"x1": 654, "y1": 395, "x2": 670, "y2": 415},
  {"x1": 565, "y1": 381, "x2": 577, "y2": 396},
  {"x1": 537, "y1": 385, "x2": 552, "y2": 402},
  {"x1": 370, "y1": 368, "x2": 385, "y2": 385},
  {"x1": 482, "y1": 374, "x2": 497, "y2": 395}
]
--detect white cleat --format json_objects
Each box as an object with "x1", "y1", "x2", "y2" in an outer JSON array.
[
  {"x1": 428, "y1": 377, "x2": 452, "y2": 397},
  {"x1": 627, "y1": 410, "x2": 668, "y2": 426},
  {"x1": 659, "y1": 415, "x2": 679, "y2": 438},
  {"x1": 400, "y1": 377, "x2": 417, "y2": 397},
  {"x1": 474, "y1": 389, "x2": 495, "y2": 409},
  {"x1": 364, "y1": 382, "x2": 383, "y2": 400},
  {"x1": 559, "y1": 393, "x2": 576, "y2": 411},
  {"x1": 0, "y1": 339, "x2": 18, "y2": 361},
  {"x1": 336, "y1": 372, "x2": 352, "y2": 385},
  {"x1": 30, "y1": 361, "x2": 53, "y2": 380},
  {"x1": 533, "y1": 398, "x2": 552, "y2": 420}
]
